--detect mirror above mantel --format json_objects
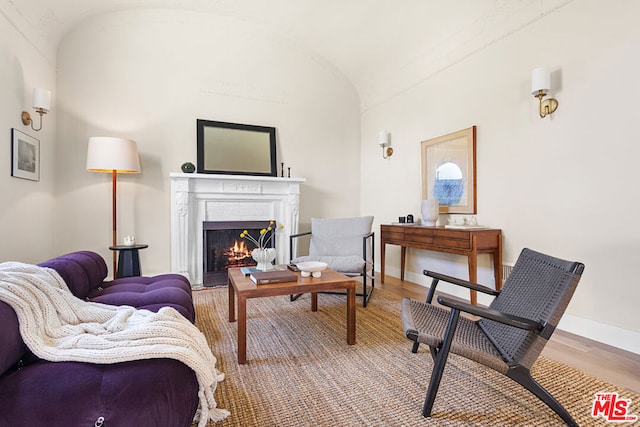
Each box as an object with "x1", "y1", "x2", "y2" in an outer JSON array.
[{"x1": 196, "y1": 119, "x2": 277, "y2": 177}]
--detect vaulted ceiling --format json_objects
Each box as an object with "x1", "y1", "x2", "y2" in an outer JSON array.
[{"x1": 8, "y1": 0, "x2": 571, "y2": 108}]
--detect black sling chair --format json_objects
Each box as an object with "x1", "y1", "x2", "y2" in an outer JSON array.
[{"x1": 401, "y1": 248, "x2": 584, "y2": 426}]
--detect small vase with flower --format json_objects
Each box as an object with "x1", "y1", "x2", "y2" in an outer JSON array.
[{"x1": 240, "y1": 221, "x2": 283, "y2": 271}]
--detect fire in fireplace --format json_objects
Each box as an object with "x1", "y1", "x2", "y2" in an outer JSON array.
[{"x1": 203, "y1": 220, "x2": 275, "y2": 287}]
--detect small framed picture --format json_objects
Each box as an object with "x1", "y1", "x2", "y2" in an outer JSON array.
[{"x1": 11, "y1": 128, "x2": 40, "y2": 181}]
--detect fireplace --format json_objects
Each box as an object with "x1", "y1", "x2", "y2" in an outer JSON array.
[
  {"x1": 203, "y1": 220, "x2": 275, "y2": 287},
  {"x1": 170, "y1": 173, "x2": 304, "y2": 288}
]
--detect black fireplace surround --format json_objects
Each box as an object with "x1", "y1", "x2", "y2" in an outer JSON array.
[{"x1": 203, "y1": 220, "x2": 275, "y2": 287}]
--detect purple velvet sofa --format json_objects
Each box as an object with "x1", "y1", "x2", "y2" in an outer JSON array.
[{"x1": 0, "y1": 251, "x2": 200, "y2": 427}]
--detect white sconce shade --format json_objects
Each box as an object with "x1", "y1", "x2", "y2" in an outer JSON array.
[
  {"x1": 531, "y1": 67, "x2": 551, "y2": 95},
  {"x1": 531, "y1": 67, "x2": 558, "y2": 118},
  {"x1": 378, "y1": 130, "x2": 393, "y2": 159},
  {"x1": 378, "y1": 130, "x2": 389, "y2": 146},
  {"x1": 86, "y1": 137, "x2": 141, "y2": 173},
  {"x1": 21, "y1": 87, "x2": 51, "y2": 132},
  {"x1": 32, "y1": 88, "x2": 51, "y2": 112}
]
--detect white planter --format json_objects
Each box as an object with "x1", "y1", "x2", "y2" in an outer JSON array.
[
  {"x1": 421, "y1": 199, "x2": 439, "y2": 226},
  {"x1": 252, "y1": 248, "x2": 277, "y2": 271}
]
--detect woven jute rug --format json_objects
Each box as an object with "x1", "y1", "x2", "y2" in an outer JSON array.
[{"x1": 194, "y1": 287, "x2": 639, "y2": 426}]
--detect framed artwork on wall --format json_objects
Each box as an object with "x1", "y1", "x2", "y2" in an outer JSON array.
[
  {"x1": 421, "y1": 126, "x2": 476, "y2": 214},
  {"x1": 11, "y1": 128, "x2": 40, "y2": 182}
]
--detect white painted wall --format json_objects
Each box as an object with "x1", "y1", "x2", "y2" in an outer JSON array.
[
  {"x1": 54, "y1": 9, "x2": 361, "y2": 276},
  {"x1": 0, "y1": 8, "x2": 56, "y2": 264},
  {"x1": 361, "y1": 0, "x2": 640, "y2": 353},
  {"x1": 1, "y1": 1, "x2": 638, "y2": 354}
]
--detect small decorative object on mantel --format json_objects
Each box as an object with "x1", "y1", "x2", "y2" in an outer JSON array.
[
  {"x1": 181, "y1": 162, "x2": 196, "y2": 173},
  {"x1": 279, "y1": 164, "x2": 292, "y2": 178},
  {"x1": 240, "y1": 221, "x2": 284, "y2": 271},
  {"x1": 421, "y1": 199, "x2": 439, "y2": 226}
]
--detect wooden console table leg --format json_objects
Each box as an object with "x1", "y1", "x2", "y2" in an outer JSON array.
[
  {"x1": 400, "y1": 246, "x2": 407, "y2": 281},
  {"x1": 468, "y1": 236, "x2": 478, "y2": 306},
  {"x1": 311, "y1": 292, "x2": 318, "y2": 312},
  {"x1": 468, "y1": 256, "x2": 478, "y2": 306},
  {"x1": 494, "y1": 238, "x2": 503, "y2": 291},
  {"x1": 469, "y1": 266, "x2": 478, "y2": 305},
  {"x1": 381, "y1": 242, "x2": 386, "y2": 283}
]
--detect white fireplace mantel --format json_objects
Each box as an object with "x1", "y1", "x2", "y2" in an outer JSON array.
[{"x1": 170, "y1": 173, "x2": 305, "y2": 287}]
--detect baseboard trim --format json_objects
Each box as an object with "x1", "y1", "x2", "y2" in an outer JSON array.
[{"x1": 557, "y1": 313, "x2": 640, "y2": 355}]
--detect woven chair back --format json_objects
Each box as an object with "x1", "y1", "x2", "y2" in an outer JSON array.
[{"x1": 478, "y1": 248, "x2": 584, "y2": 368}]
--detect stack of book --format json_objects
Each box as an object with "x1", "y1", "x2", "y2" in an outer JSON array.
[
  {"x1": 249, "y1": 270, "x2": 298, "y2": 285},
  {"x1": 240, "y1": 266, "x2": 261, "y2": 276}
]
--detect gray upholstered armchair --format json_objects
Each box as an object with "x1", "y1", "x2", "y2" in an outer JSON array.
[
  {"x1": 289, "y1": 216, "x2": 375, "y2": 307},
  {"x1": 401, "y1": 248, "x2": 584, "y2": 426}
]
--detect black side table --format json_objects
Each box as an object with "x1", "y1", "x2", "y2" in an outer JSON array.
[{"x1": 109, "y1": 244, "x2": 149, "y2": 278}]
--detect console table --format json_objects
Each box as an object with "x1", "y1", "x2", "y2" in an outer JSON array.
[{"x1": 380, "y1": 224, "x2": 502, "y2": 305}]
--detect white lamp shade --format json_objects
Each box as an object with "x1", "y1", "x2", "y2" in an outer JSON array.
[
  {"x1": 33, "y1": 88, "x2": 51, "y2": 112},
  {"x1": 378, "y1": 130, "x2": 389, "y2": 146},
  {"x1": 531, "y1": 67, "x2": 551, "y2": 95},
  {"x1": 86, "y1": 137, "x2": 141, "y2": 173}
]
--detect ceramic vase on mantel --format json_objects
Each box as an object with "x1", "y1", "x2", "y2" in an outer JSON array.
[
  {"x1": 421, "y1": 199, "x2": 439, "y2": 226},
  {"x1": 252, "y1": 248, "x2": 277, "y2": 271}
]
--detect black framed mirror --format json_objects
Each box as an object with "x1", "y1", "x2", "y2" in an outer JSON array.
[{"x1": 196, "y1": 119, "x2": 277, "y2": 176}]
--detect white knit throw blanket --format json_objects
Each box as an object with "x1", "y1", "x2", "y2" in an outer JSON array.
[{"x1": 0, "y1": 262, "x2": 230, "y2": 426}]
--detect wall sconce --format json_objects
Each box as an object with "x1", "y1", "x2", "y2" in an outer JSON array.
[
  {"x1": 531, "y1": 67, "x2": 558, "y2": 118},
  {"x1": 21, "y1": 88, "x2": 51, "y2": 132},
  {"x1": 378, "y1": 131, "x2": 393, "y2": 159}
]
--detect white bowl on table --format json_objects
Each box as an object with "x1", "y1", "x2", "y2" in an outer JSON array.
[{"x1": 295, "y1": 261, "x2": 328, "y2": 278}]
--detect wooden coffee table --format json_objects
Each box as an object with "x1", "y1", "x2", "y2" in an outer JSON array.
[{"x1": 227, "y1": 267, "x2": 356, "y2": 364}]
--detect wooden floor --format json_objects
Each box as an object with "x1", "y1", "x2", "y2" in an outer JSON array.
[{"x1": 376, "y1": 274, "x2": 640, "y2": 395}]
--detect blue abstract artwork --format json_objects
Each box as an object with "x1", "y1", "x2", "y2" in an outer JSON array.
[{"x1": 433, "y1": 178, "x2": 463, "y2": 206}]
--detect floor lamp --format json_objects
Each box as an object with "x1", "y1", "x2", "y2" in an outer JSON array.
[{"x1": 86, "y1": 137, "x2": 141, "y2": 277}]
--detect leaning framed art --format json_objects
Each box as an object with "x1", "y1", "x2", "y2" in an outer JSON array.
[
  {"x1": 421, "y1": 126, "x2": 476, "y2": 214},
  {"x1": 11, "y1": 128, "x2": 40, "y2": 181}
]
